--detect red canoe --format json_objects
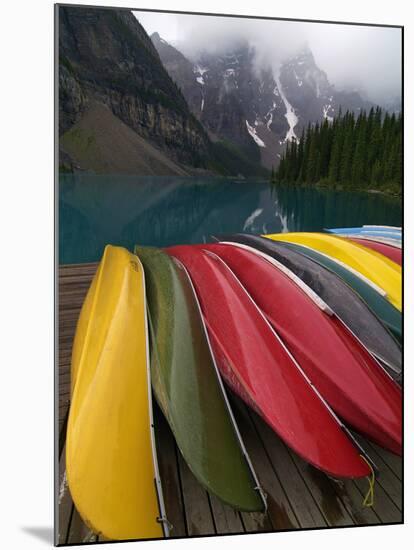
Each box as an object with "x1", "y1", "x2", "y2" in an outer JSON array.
[
  {"x1": 200, "y1": 243, "x2": 402, "y2": 455},
  {"x1": 167, "y1": 245, "x2": 370, "y2": 479},
  {"x1": 348, "y1": 238, "x2": 402, "y2": 265}
]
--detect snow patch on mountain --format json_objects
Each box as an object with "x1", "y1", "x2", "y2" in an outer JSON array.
[
  {"x1": 196, "y1": 76, "x2": 205, "y2": 85},
  {"x1": 265, "y1": 100, "x2": 278, "y2": 130},
  {"x1": 246, "y1": 120, "x2": 266, "y2": 147},
  {"x1": 266, "y1": 111, "x2": 273, "y2": 130},
  {"x1": 194, "y1": 64, "x2": 208, "y2": 75},
  {"x1": 275, "y1": 75, "x2": 298, "y2": 142},
  {"x1": 323, "y1": 104, "x2": 334, "y2": 123}
]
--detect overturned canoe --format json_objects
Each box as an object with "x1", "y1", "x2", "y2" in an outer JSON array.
[
  {"x1": 363, "y1": 225, "x2": 401, "y2": 231},
  {"x1": 67, "y1": 245, "x2": 167, "y2": 540},
  {"x1": 276, "y1": 241, "x2": 402, "y2": 342},
  {"x1": 327, "y1": 226, "x2": 402, "y2": 241},
  {"x1": 135, "y1": 246, "x2": 265, "y2": 512},
  {"x1": 340, "y1": 234, "x2": 402, "y2": 249},
  {"x1": 347, "y1": 238, "x2": 402, "y2": 265},
  {"x1": 214, "y1": 234, "x2": 401, "y2": 378},
  {"x1": 201, "y1": 242, "x2": 402, "y2": 455},
  {"x1": 265, "y1": 232, "x2": 402, "y2": 311},
  {"x1": 167, "y1": 245, "x2": 371, "y2": 479}
]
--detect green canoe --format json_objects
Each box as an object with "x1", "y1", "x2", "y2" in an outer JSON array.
[
  {"x1": 281, "y1": 242, "x2": 402, "y2": 343},
  {"x1": 135, "y1": 246, "x2": 265, "y2": 512}
]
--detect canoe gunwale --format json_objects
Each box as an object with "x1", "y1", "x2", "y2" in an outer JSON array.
[
  {"x1": 279, "y1": 241, "x2": 388, "y2": 297},
  {"x1": 221, "y1": 241, "x2": 334, "y2": 315},
  {"x1": 138, "y1": 254, "x2": 170, "y2": 538},
  {"x1": 279, "y1": 240, "x2": 402, "y2": 343}
]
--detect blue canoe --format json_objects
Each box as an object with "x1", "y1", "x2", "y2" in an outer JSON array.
[{"x1": 326, "y1": 226, "x2": 401, "y2": 241}]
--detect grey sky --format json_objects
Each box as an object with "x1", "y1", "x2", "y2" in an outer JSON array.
[{"x1": 133, "y1": 10, "x2": 401, "y2": 104}]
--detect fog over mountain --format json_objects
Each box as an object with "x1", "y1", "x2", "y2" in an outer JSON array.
[{"x1": 134, "y1": 11, "x2": 401, "y2": 106}]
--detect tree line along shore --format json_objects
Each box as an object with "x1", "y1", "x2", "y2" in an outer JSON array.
[{"x1": 271, "y1": 107, "x2": 402, "y2": 196}]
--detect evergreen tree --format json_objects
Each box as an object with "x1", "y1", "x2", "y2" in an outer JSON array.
[{"x1": 273, "y1": 106, "x2": 401, "y2": 194}]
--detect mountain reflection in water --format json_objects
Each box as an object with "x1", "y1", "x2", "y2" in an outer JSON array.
[{"x1": 59, "y1": 174, "x2": 401, "y2": 265}]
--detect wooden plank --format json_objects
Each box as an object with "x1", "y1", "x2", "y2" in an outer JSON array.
[
  {"x1": 354, "y1": 475, "x2": 402, "y2": 524},
  {"x1": 286, "y1": 447, "x2": 355, "y2": 527},
  {"x1": 59, "y1": 351, "x2": 73, "y2": 362},
  {"x1": 58, "y1": 297, "x2": 89, "y2": 309},
  {"x1": 59, "y1": 263, "x2": 98, "y2": 277},
  {"x1": 208, "y1": 494, "x2": 245, "y2": 535},
  {"x1": 153, "y1": 406, "x2": 187, "y2": 538},
  {"x1": 66, "y1": 505, "x2": 97, "y2": 544},
  {"x1": 177, "y1": 452, "x2": 216, "y2": 536},
  {"x1": 57, "y1": 445, "x2": 72, "y2": 545},
  {"x1": 59, "y1": 274, "x2": 96, "y2": 285},
  {"x1": 59, "y1": 372, "x2": 71, "y2": 385},
  {"x1": 367, "y1": 441, "x2": 402, "y2": 481},
  {"x1": 59, "y1": 317, "x2": 81, "y2": 329},
  {"x1": 352, "y1": 433, "x2": 402, "y2": 481},
  {"x1": 58, "y1": 307, "x2": 86, "y2": 319},
  {"x1": 240, "y1": 510, "x2": 273, "y2": 533},
  {"x1": 59, "y1": 328, "x2": 81, "y2": 339},
  {"x1": 251, "y1": 410, "x2": 327, "y2": 529},
  {"x1": 59, "y1": 369, "x2": 71, "y2": 380},
  {"x1": 229, "y1": 396, "x2": 299, "y2": 532},
  {"x1": 324, "y1": 478, "x2": 380, "y2": 526},
  {"x1": 359, "y1": 446, "x2": 402, "y2": 510},
  {"x1": 58, "y1": 286, "x2": 91, "y2": 296}
]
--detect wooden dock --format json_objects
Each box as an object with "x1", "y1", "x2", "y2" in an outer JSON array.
[{"x1": 57, "y1": 263, "x2": 403, "y2": 545}]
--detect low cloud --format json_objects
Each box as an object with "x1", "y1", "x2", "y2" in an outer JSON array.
[{"x1": 134, "y1": 11, "x2": 401, "y2": 105}]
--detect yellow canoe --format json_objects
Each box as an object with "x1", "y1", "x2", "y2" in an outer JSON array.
[
  {"x1": 66, "y1": 245, "x2": 166, "y2": 540},
  {"x1": 264, "y1": 233, "x2": 402, "y2": 311}
]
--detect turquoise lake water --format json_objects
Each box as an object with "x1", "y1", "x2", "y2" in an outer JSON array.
[{"x1": 59, "y1": 174, "x2": 402, "y2": 264}]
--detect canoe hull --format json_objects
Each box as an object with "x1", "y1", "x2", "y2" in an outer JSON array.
[
  {"x1": 265, "y1": 232, "x2": 402, "y2": 311},
  {"x1": 347, "y1": 238, "x2": 402, "y2": 265},
  {"x1": 135, "y1": 246, "x2": 264, "y2": 512},
  {"x1": 277, "y1": 240, "x2": 402, "y2": 342},
  {"x1": 327, "y1": 227, "x2": 402, "y2": 241},
  {"x1": 67, "y1": 245, "x2": 164, "y2": 540}
]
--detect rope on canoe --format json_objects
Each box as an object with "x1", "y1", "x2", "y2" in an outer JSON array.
[{"x1": 360, "y1": 455, "x2": 375, "y2": 507}]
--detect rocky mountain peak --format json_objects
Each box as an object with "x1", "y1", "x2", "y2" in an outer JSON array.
[{"x1": 151, "y1": 32, "x2": 375, "y2": 170}]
